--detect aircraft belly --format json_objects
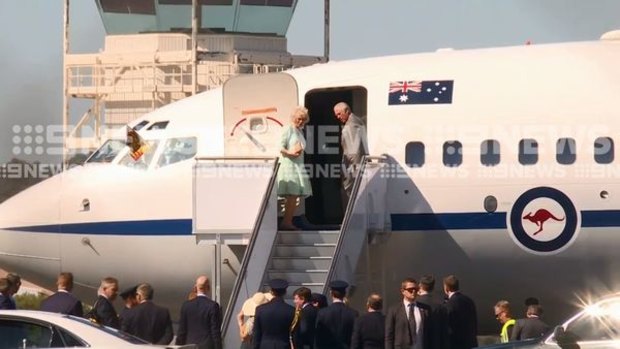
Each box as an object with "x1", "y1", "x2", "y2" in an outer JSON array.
[
  {"x1": 349, "y1": 228, "x2": 620, "y2": 335},
  {"x1": 0, "y1": 230, "x2": 61, "y2": 288},
  {"x1": 59, "y1": 234, "x2": 244, "y2": 320}
]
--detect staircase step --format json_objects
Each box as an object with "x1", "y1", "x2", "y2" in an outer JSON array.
[
  {"x1": 264, "y1": 283, "x2": 325, "y2": 294},
  {"x1": 271, "y1": 256, "x2": 332, "y2": 270},
  {"x1": 277, "y1": 231, "x2": 340, "y2": 244},
  {"x1": 267, "y1": 270, "x2": 329, "y2": 283},
  {"x1": 273, "y1": 244, "x2": 336, "y2": 257}
]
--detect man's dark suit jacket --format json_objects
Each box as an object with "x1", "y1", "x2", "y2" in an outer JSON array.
[
  {"x1": 93, "y1": 296, "x2": 120, "y2": 329},
  {"x1": 510, "y1": 317, "x2": 550, "y2": 341},
  {"x1": 176, "y1": 295, "x2": 222, "y2": 349},
  {"x1": 416, "y1": 293, "x2": 449, "y2": 349},
  {"x1": 445, "y1": 292, "x2": 478, "y2": 349},
  {"x1": 253, "y1": 297, "x2": 295, "y2": 349},
  {"x1": 351, "y1": 311, "x2": 385, "y2": 349},
  {"x1": 385, "y1": 301, "x2": 431, "y2": 349},
  {"x1": 292, "y1": 303, "x2": 318, "y2": 349},
  {"x1": 40, "y1": 291, "x2": 83, "y2": 317},
  {"x1": 121, "y1": 301, "x2": 173, "y2": 345},
  {"x1": 315, "y1": 301, "x2": 358, "y2": 349},
  {"x1": 0, "y1": 295, "x2": 15, "y2": 310}
]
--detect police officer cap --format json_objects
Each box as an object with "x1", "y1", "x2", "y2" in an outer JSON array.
[
  {"x1": 119, "y1": 285, "x2": 138, "y2": 300},
  {"x1": 269, "y1": 278, "x2": 289, "y2": 291},
  {"x1": 329, "y1": 280, "x2": 349, "y2": 292}
]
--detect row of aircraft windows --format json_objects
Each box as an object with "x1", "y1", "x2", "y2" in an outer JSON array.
[
  {"x1": 405, "y1": 137, "x2": 615, "y2": 167},
  {"x1": 100, "y1": 0, "x2": 292, "y2": 14}
]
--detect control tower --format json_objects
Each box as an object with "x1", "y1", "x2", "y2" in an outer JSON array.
[{"x1": 64, "y1": 0, "x2": 324, "y2": 156}]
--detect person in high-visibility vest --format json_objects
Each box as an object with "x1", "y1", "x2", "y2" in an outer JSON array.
[{"x1": 494, "y1": 300, "x2": 516, "y2": 343}]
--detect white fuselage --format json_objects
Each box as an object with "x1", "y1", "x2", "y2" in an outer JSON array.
[{"x1": 2, "y1": 38, "x2": 620, "y2": 333}]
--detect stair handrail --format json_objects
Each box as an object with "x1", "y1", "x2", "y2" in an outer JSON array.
[
  {"x1": 220, "y1": 156, "x2": 280, "y2": 337},
  {"x1": 322, "y1": 155, "x2": 387, "y2": 293}
]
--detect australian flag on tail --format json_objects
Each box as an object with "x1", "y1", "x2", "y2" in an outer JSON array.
[{"x1": 388, "y1": 80, "x2": 454, "y2": 105}]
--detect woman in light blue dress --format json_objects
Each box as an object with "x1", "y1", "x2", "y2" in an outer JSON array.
[{"x1": 277, "y1": 106, "x2": 312, "y2": 230}]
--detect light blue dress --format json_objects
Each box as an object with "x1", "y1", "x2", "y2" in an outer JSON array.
[{"x1": 277, "y1": 125, "x2": 312, "y2": 197}]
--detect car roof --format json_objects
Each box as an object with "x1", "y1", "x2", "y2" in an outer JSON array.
[{"x1": 0, "y1": 310, "x2": 153, "y2": 347}]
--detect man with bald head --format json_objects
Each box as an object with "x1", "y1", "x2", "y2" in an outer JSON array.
[{"x1": 176, "y1": 276, "x2": 222, "y2": 349}]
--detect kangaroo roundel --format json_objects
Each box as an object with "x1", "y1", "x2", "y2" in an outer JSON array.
[{"x1": 508, "y1": 187, "x2": 580, "y2": 254}]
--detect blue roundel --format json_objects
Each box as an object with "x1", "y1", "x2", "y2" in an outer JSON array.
[{"x1": 509, "y1": 187, "x2": 579, "y2": 254}]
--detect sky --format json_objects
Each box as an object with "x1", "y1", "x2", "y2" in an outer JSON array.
[{"x1": 2, "y1": 0, "x2": 620, "y2": 164}]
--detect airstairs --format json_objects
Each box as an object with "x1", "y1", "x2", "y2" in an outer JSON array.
[{"x1": 192, "y1": 155, "x2": 389, "y2": 349}]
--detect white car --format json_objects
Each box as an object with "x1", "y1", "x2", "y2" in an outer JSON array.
[
  {"x1": 0, "y1": 310, "x2": 189, "y2": 348},
  {"x1": 478, "y1": 292, "x2": 620, "y2": 348}
]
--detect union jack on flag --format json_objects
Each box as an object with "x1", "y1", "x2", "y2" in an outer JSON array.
[{"x1": 389, "y1": 81, "x2": 422, "y2": 94}]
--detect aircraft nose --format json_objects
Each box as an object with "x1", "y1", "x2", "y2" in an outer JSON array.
[{"x1": 0, "y1": 174, "x2": 63, "y2": 229}]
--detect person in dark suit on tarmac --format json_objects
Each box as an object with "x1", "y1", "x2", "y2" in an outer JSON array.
[
  {"x1": 291, "y1": 287, "x2": 317, "y2": 349},
  {"x1": 253, "y1": 279, "x2": 295, "y2": 349},
  {"x1": 91, "y1": 277, "x2": 120, "y2": 329},
  {"x1": 176, "y1": 275, "x2": 222, "y2": 349},
  {"x1": 443, "y1": 275, "x2": 478, "y2": 349},
  {"x1": 315, "y1": 280, "x2": 359, "y2": 349},
  {"x1": 416, "y1": 275, "x2": 449, "y2": 349},
  {"x1": 385, "y1": 278, "x2": 432, "y2": 349},
  {"x1": 121, "y1": 283, "x2": 173, "y2": 345},
  {"x1": 118, "y1": 284, "x2": 139, "y2": 327},
  {"x1": 351, "y1": 293, "x2": 385, "y2": 349},
  {"x1": 510, "y1": 304, "x2": 550, "y2": 341},
  {"x1": 40, "y1": 272, "x2": 83, "y2": 317}
]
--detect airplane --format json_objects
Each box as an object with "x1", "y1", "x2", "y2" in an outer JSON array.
[{"x1": 2, "y1": 29, "x2": 620, "y2": 335}]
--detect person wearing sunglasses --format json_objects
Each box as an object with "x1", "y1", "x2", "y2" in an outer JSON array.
[
  {"x1": 386, "y1": 277, "x2": 433, "y2": 349},
  {"x1": 494, "y1": 300, "x2": 515, "y2": 343}
]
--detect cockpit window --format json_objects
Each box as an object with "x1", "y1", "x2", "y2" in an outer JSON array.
[
  {"x1": 147, "y1": 121, "x2": 169, "y2": 130},
  {"x1": 133, "y1": 120, "x2": 149, "y2": 131},
  {"x1": 118, "y1": 140, "x2": 160, "y2": 170},
  {"x1": 157, "y1": 137, "x2": 197, "y2": 168},
  {"x1": 86, "y1": 139, "x2": 126, "y2": 163}
]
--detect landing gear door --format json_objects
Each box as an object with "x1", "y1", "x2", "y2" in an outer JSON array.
[{"x1": 223, "y1": 73, "x2": 299, "y2": 156}]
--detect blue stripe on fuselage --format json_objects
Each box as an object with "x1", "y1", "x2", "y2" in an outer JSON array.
[
  {"x1": 5, "y1": 210, "x2": 620, "y2": 235},
  {"x1": 6, "y1": 219, "x2": 192, "y2": 236}
]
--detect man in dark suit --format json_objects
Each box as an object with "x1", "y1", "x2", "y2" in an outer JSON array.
[
  {"x1": 352, "y1": 293, "x2": 385, "y2": 349},
  {"x1": 0, "y1": 278, "x2": 14, "y2": 309},
  {"x1": 416, "y1": 275, "x2": 448, "y2": 349},
  {"x1": 118, "y1": 284, "x2": 139, "y2": 327},
  {"x1": 510, "y1": 304, "x2": 550, "y2": 341},
  {"x1": 91, "y1": 277, "x2": 120, "y2": 329},
  {"x1": 40, "y1": 272, "x2": 83, "y2": 316},
  {"x1": 121, "y1": 283, "x2": 173, "y2": 345},
  {"x1": 443, "y1": 275, "x2": 478, "y2": 349},
  {"x1": 385, "y1": 278, "x2": 432, "y2": 349},
  {"x1": 176, "y1": 275, "x2": 222, "y2": 349},
  {"x1": 315, "y1": 280, "x2": 359, "y2": 349},
  {"x1": 253, "y1": 279, "x2": 295, "y2": 349},
  {"x1": 291, "y1": 287, "x2": 317, "y2": 349}
]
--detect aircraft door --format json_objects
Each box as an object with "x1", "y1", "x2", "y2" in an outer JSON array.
[{"x1": 223, "y1": 74, "x2": 299, "y2": 156}]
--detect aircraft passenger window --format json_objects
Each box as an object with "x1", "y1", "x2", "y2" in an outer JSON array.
[
  {"x1": 556, "y1": 138, "x2": 576, "y2": 165},
  {"x1": 443, "y1": 141, "x2": 462, "y2": 167},
  {"x1": 480, "y1": 139, "x2": 500, "y2": 166},
  {"x1": 405, "y1": 142, "x2": 425, "y2": 168},
  {"x1": 594, "y1": 137, "x2": 614, "y2": 164},
  {"x1": 519, "y1": 139, "x2": 538, "y2": 165},
  {"x1": 147, "y1": 121, "x2": 169, "y2": 130},
  {"x1": 118, "y1": 140, "x2": 160, "y2": 170},
  {"x1": 157, "y1": 137, "x2": 197, "y2": 168},
  {"x1": 240, "y1": 0, "x2": 293, "y2": 5},
  {"x1": 100, "y1": 0, "x2": 156, "y2": 14},
  {"x1": 86, "y1": 139, "x2": 126, "y2": 163}
]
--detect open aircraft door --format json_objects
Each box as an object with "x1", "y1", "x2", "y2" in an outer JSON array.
[{"x1": 223, "y1": 73, "x2": 299, "y2": 156}]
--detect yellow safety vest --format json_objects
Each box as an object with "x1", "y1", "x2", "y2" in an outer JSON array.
[{"x1": 500, "y1": 319, "x2": 516, "y2": 343}]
